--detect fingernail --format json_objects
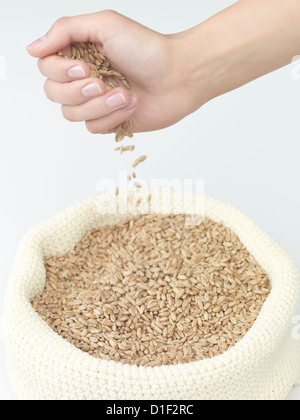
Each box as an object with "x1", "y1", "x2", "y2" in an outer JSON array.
[
  {"x1": 68, "y1": 66, "x2": 86, "y2": 79},
  {"x1": 123, "y1": 96, "x2": 137, "y2": 111},
  {"x1": 27, "y1": 35, "x2": 48, "y2": 50},
  {"x1": 106, "y1": 93, "x2": 127, "y2": 108},
  {"x1": 82, "y1": 83, "x2": 102, "y2": 98}
]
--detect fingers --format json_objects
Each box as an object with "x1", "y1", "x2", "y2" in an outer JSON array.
[
  {"x1": 44, "y1": 78, "x2": 106, "y2": 105},
  {"x1": 85, "y1": 102, "x2": 138, "y2": 134},
  {"x1": 26, "y1": 11, "x2": 119, "y2": 58},
  {"x1": 61, "y1": 89, "x2": 138, "y2": 122},
  {"x1": 26, "y1": 11, "x2": 140, "y2": 135},
  {"x1": 38, "y1": 55, "x2": 91, "y2": 82}
]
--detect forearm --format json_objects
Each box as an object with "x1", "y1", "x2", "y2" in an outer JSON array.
[{"x1": 174, "y1": 0, "x2": 300, "y2": 104}]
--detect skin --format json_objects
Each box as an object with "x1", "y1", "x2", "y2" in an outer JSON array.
[{"x1": 27, "y1": 1, "x2": 300, "y2": 135}]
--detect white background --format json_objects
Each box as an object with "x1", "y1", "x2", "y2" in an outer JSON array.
[{"x1": 0, "y1": 0, "x2": 299, "y2": 400}]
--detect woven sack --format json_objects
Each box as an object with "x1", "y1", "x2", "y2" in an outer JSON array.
[{"x1": 4, "y1": 189, "x2": 300, "y2": 400}]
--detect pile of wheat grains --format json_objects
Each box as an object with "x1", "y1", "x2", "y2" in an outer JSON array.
[{"x1": 32, "y1": 214, "x2": 271, "y2": 367}]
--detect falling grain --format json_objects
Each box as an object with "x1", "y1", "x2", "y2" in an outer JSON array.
[{"x1": 132, "y1": 155, "x2": 147, "y2": 169}]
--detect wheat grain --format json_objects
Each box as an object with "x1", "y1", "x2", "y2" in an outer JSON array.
[
  {"x1": 59, "y1": 43, "x2": 132, "y2": 142},
  {"x1": 132, "y1": 155, "x2": 147, "y2": 169},
  {"x1": 32, "y1": 215, "x2": 271, "y2": 368},
  {"x1": 121, "y1": 146, "x2": 135, "y2": 153},
  {"x1": 59, "y1": 43, "x2": 149, "y2": 191}
]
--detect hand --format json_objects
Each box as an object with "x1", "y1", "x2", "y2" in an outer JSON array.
[
  {"x1": 27, "y1": 10, "x2": 206, "y2": 135},
  {"x1": 28, "y1": 2, "x2": 300, "y2": 136}
]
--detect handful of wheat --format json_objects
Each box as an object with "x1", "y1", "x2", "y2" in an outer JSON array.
[
  {"x1": 59, "y1": 42, "x2": 133, "y2": 143},
  {"x1": 60, "y1": 43, "x2": 148, "y2": 193}
]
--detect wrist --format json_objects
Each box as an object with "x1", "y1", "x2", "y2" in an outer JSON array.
[{"x1": 168, "y1": 25, "x2": 228, "y2": 110}]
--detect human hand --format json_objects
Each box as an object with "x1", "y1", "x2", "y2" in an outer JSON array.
[
  {"x1": 27, "y1": 10, "x2": 206, "y2": 135},
  {"x1": 27, "y1": 2, "x2": 300, "y2": 136}
]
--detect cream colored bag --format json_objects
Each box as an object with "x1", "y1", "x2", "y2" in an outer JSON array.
[{"x1": 4, "y1": 190, "x2": 300, "y2": 400}]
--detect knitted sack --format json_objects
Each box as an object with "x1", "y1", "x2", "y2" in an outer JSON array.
[{"x1": 4, "y1": 189, "x2": 300, "y2": 400}]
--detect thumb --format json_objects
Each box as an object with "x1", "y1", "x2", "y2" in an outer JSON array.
[{"x1": 26, "y1": 11, "x2": 116, "y2": 58}]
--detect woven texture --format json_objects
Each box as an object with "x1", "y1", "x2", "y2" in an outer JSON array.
[{"x1": 4, "y1": 189, "x2": 300, "y2": 400}]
